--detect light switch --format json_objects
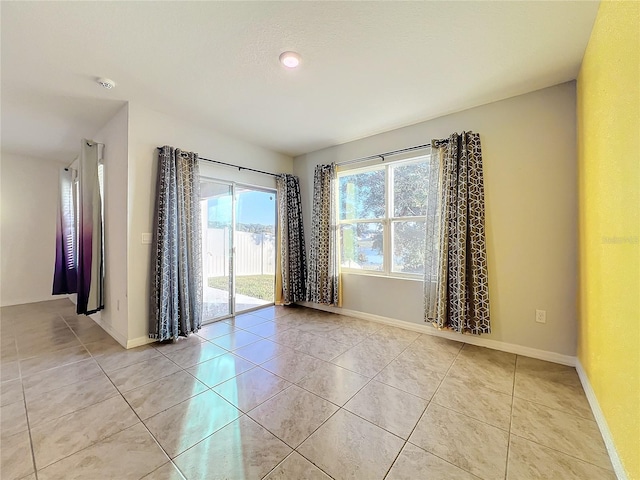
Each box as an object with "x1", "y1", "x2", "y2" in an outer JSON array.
[{"x1": 141, "y1": 233, "x2": 152, "y2": 244}]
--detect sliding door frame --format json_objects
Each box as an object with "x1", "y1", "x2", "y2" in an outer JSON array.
[{"x1": 201, "y1": 175, "x2": 277, "y2": 324}]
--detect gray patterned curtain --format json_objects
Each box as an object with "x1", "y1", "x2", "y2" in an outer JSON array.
[
  {"x1": 150, "y1": 146, "x2": 203, "y2": 341},
  {"x1": 306, "y1": 164, "x2": 340, "y2": 305},
  {"x1": 276, "y1": 174, "x2": 306, "y2": 305},
  {"x1": 424, "y1": 132, "x2": 490, "y2": 335}
]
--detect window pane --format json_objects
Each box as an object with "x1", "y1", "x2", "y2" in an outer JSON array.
[
  {"x1": 340, "y1": 223, "x2": 384, "y2": 271},
  {"x1": 392, "y1": 221, "x2": 426, "y2": 274},
  {"x1": 393, "y1": 161, "x2": 429, "y2": 217},
  {"x1": 339, "y1": 170, "x2": 385, "y2": 220}
]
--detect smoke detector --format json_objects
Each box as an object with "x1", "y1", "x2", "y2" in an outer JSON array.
[{"x1": 97, "y1": 77, "x2": 116, "y2": 89}]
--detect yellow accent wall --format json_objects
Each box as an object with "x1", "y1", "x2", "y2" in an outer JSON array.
[{"x1": 577, "y1": 1, "x2": 640, "y2": 479}]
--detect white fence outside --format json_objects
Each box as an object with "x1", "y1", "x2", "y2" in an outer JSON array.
[{"x1": 203, "y1": 228, "x2": 276, "y2": 277}]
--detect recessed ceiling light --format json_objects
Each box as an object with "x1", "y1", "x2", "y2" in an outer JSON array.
[
  {"x1": 279, "y1": 51, "x2": 301, "y2": 69},
  {"x1": 97, "y1": 77, "x2": 116, "y2": 89}
]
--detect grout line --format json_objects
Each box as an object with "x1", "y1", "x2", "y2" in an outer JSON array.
[
  {"x1": 50, "y1": 310, "x2": 182, "y2": 476},
  {"x1": 18, "y1": 308, "x2": 321, "y2": 478},
  {"x1": 11, "y1": 301, "x2": 604, "y2": 480},
  {"x1": 381, "y1": 341, "x2": 466, "y2": 479},
  {"x1": 504, "y1": 355, "x2": 518, "y2": 480},
  {"x1": 18, "y1": 353, "x2": 97, "y2": 383},
  {"x1": 282, "y1": 326, "x2": 425, "y2": 480},
  {"x1": 242, "y1": 384, "x2": 310, "y2": 450},
  {"x1": 19, "y1": 363, "x2": 39, "y2": 480},
  {"x1": 218, "y1": 372, "x2": 288, "y2": 415},
  {"x1": 91, "y1": 348, "x2": 197, "y2": 477},
  {"x1": 143, "y1": 461, "x2": 187, "y2": 480},
  {"x1": 258, "y1": 451, "x2": 299, "y2": 479},
  {"x1": 142, "y1": 308, "x2": 301, "y2": 479},
  {"x1": 508, "y1": 431, "x2": 616, "y2": 472},
  {"x1": 261, "y1": 451, "x2": 336, "y2": 480},
  {"x1": 509, "y1": 361, "x2": 610, "y2": 472},
  {"x1": 510, "y1": 392, "x2": 596, "y2": 422},
  {"x1": 31, "y1": 318, "x2": 130, "y2": 434},
  {"x1": 13, "y1": 325, "x2": 86, "y2": 362},
  {"x1": 17, "y1": 308, "x2": 99, "y2": 478},
  {"x1": 339, "y1": 405, "x2": 408, "y2": 443},
  {"x1": 251, "y1": 310, "x2": 402, "y2": 478},
  {"x1": 290, "y1": 406, "x2": 342, "y2": 475},
  {"x1": 150, "y1": 410, "x2": 251, "y2": 472}
]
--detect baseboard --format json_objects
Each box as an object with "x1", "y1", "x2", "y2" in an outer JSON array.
[
  {"x1": 89, "y1": 312, "x2": 129, "y2": 349},
  {"x1": 297, "y1": 301, "x2": 576, "y2": 367},
  {"x1": 126, "y1": 335, "x2": 157, "y2": 349},
  {"x1": 576, "y1": 359, "x2": 628, "y2": 480},
  {"x1": 88, "y1": 310, "x2": 155, "y2": 350},
  {"x1": 91, "y1": 318, "x2": 154, "y2": 349},
  {"x1": 0, "y1": 294, "x2": 61, "y2": 307}
]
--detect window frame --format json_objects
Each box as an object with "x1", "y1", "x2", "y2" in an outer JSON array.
[{"x1": 337, "y1": 155, "x2": 429, "y2": 279}]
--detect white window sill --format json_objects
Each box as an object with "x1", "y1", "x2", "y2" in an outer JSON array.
[{"x1": 340, "y1": 270, "x2": 424, "y2": 282}]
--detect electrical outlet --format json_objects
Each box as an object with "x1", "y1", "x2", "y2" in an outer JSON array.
[{"x1": 535, "y1": 309, "x2": 546, "y2": 324}]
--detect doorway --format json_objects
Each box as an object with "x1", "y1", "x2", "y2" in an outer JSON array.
[{"x1": 200, "y1": 179, "x2": 277, "y2": 322}]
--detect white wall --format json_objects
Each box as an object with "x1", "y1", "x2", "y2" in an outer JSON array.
[
  {"x1": 294, "y1": 82, "x2": 578, "y2": 357},
  {"x1": 90, "y1": 104, "x2": 129, "y2": 344},
  {"x1": 0, "y1": 153, "x2": 67, "y2": 306},
  {"x1": 126, "y1": 103, "x2": 293, "y2": 344}
]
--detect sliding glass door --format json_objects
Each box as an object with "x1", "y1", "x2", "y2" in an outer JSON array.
[
  {"x1": 200, "y1": 179, "x2": 276, "y2": 322},
  {"x1": 201, "y1": 181, "x2": 233, "y2": 320},
  {"x1": 234, "y1": 186, "x2": 276, "y2": 313}
]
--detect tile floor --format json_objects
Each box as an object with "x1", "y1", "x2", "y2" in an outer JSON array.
[{"x1": 0, "y1": 299, "x2": 615, "y2": 480}]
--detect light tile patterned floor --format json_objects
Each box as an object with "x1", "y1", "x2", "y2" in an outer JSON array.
[{"x1": 0, "y1": 299, "x2": 615, "y2": 480}]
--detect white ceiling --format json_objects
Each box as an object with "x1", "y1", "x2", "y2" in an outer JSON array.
[{"x1": 2, "y1": 1, "x2": 599, "y2": 162}]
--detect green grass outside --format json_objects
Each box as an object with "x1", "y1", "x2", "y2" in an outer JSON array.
[{"x1": 207, "y1": 274, "x2": 275, "y2": 302}]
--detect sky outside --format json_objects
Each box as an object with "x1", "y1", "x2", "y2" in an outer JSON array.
[{"x1": 207, "y1": 190, "x2": 275, "y2": 226}]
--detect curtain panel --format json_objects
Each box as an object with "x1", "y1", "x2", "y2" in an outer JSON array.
[
  {"x1": 306, "y1": 164, "x2": 341, "y2": 306},
  {"x1": 276, "y1": 174, "x2": 307, "y2": 304},
  {"x1": 77, "y1": 140, "x2": 105, "y2": 315},
  {"x1": 150, "y1": 146, "x2": 203, "y2": 341},
  {"x1": 52, "y1": 140, "x2": 104, "y2": 315},
  {"x1": 424, "y1": 132, "x2": 491, "y2": 335},
  {"x1": 53, "y1": 167, "x2": 78, "y2": 295}
]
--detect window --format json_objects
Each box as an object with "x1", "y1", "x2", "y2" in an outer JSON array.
[
  {"x1": 68, "y1": 161, "x2": 105, "y2": 271},
  {"x1": 338, "y1": 156, "x2": 429, "y2": 277}
]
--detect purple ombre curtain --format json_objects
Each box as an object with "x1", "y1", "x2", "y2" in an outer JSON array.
[
  {"x1": 53, "y1": 140, "x2": 104, "y2": 315},
  {"x1": 52, "y1": 168, "x2": 77, "y2": 294}
]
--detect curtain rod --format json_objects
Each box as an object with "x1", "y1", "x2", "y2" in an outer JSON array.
[
  {"x1": 64, "y1": 141, "x2": 104, "y2": 171},
  {"x1": 156, "y1": 147, "x2": 279, "y2": 178},
  {"x1": 336, "y1": 142, "x2": 440, "y2": 167}
]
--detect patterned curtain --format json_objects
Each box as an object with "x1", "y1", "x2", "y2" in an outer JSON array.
[
  {"x1": 424, "y1": 132, "x2": 490, "y2": 335},
  {"x1": 306, "y1": 164, "x2": 340, "y2": 305},
  {"x1": 275, "y1": 174, "x2": 306, "y2": 304},
  {"x1": 150, "y1": 146, "x2": 203, "y2": 341},
  {"x1": 77, "y1": 140, "x2": 104, "y2": 315},
  {"x1": 53, "y1": 167, "x2": 78, "y2": 296}
]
